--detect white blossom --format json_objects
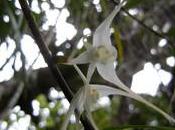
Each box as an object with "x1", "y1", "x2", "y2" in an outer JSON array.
[{"x1": 65, "y1": 2, "x2": 175, "y2": 129}]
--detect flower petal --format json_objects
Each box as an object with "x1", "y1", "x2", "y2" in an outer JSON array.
[
  {"x1": 85, "y1": 96, "x2": 99, "y2": 130},
  {"x1": 69, "y1": 48, "x2": 93, "y2": 64},
  {"x1": 131, "y1": 94, "x2": 175, "y2": 124},
  {"x1": 137, "y1": 95, "x2": 175, "y2": 124},
  {"x1": 93, "y1": 3, "x2": 123, "y2": 48},
  {"x1": 96, "y1": 63, "x2": 130, "y2": 92},
  {"x1": 91, "y1": 84, "x2": 130, "y2": 98},
  {"x1": 87, "y1": 63, "x2": 96, "y2": 83},
  {"x1": 61, "y1": 88, "x2": 85, "y2": 130},
  {"x1": 91, "y1": 84, "x2": 175, "y2": 124}
]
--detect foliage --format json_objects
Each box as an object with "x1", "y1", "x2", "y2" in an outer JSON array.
[{"x1": 0, "y1": 0, "x2": 175, "y2": 130}]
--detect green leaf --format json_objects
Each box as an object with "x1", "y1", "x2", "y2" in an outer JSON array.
[
  {"x1": 36, "y1": 94, "x2": 48, "y2": 108},
  {"x1": 104, "y1": 125, "x2": 175, "y2": 130},
  {"x1": 50, "y1": 101, "x2": 61, "y2": 118},
  {"x1": 46, "y1": 117, "x2": 55, "y2": 127},
  {"x1": 125, "y1": 0, "x2": 144, "y2": 9},
  {"x1": 167, "y1": 26, "x2": 175, "y2": 38}
]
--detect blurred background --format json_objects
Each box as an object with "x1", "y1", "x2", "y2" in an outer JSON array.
[{"x1": 0, "y1": 0, "x2": 175, "y2": 129}]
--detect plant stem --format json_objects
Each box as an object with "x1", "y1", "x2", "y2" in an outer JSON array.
[{"x1": 18, "y1": 0, "x2": 95, "y2": 129}]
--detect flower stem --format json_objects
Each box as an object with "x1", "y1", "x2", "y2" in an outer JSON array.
[{"x1": 74, "y1": 65, "x2": 88, "y2": 84}]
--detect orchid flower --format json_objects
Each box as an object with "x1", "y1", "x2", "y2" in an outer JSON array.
[
  {"x1": 61, "y1": 66, "x2": 175, "y2": 130},
  {"x1": 69, "y1": 2, "x2": 130, "y2": 92},
  {"x1": 61, "y1": 65, "x2": 175, "y2": 130},
  {"x1": 61, "y1": 83, "x2": 137, "y2": 130},
  {"x1": 67, "y1": 2, "x2": 175, "y2": 125},
  {"x1": 61, "y1": 65, "x2": 139, "y2": 130}
]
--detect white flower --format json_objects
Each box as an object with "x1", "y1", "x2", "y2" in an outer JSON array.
[
  {"x1": 61, "y1": 65, "x2": 175, "y2": 130},
  {"x1": 69, "y1": 3, "x2": 131, "y2": 93},
  {"x1": 61, "y1": 81, "x2": 135, "y2": 130},
  {"x1": 60, "y1": 65, "x2": 130, "y2": 130},
  {"x1": 67, "y1": 2, "x2": 175, "y2": 125},
  {"x1": 69, "y1": 3, "x2": 124, "y2": 84}
]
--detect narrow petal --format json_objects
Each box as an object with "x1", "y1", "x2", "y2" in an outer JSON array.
[
  {"x1": 91, "y1": 84, "x2": 131, "y2": 98},
  {"x1": 91, "y1": 84, "x2": 175, "y2": 124},
  {"x1": 97, "y1": 64, "x2": 175, "y2": 124},
  {"x1": 61, "y1": 100, "x2": 76, "y2": 130},
  {"x1": 69, "y1": 48, "x2": 93, "y2": 64},
  {"x1": 77, "y1": 90, "x2": 86, "y2": 116},
  {"x1": 61, "y1": 88, "x2": 85, "y2": 130},
  {"x1": 96, "y1": 63, "x2": 130, "y2": 92},
  {"x1": 85, "y1": 97, "x2": 99, "y2": 130},
  {"x1": 87, "y1": 63, "x2": 96, "y2": 83},
  {"x1": 93, "y1": 3, "x2": 123, "y2": 48},
  {"x1": 131, "y1": 93, "x2": 175, "y2": 124}
]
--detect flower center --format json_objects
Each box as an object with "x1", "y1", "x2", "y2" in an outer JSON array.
[
  {"x1": 88, "y1": 88, "x2": 99, "y2": 104},
  {"x1": 90, "y1": 88, "x2": 98, "y2": 96},
  {"x1": 92, "y1": 45, "x2": 116, "y2": 64}
]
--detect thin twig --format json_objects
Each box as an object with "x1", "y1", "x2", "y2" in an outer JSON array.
[
  {"x1": 121, "y1": 7, "x2": 175, "y2": 48},
  {"x1": 0, "y1": 82, "x2": 24, "y2": 120},
  {"x1": 28, "y1": 52, "x2": 40, "y2": 69},
  {"x1": 4, "y1": 0, "x2": 26, "y2": 70},
  {"x1": 111, "y1": 0, "x2": 174, "y2": 48},
  {"x1": 18, "y1": 0, "x2": 95, "y2": 129},
  {"x1": 0, "y1": 49, "x2": 16, "y2": 71}
]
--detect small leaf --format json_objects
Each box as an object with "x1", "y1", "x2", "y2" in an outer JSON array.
[
  {"x1": 46, "y1": 117, "x2": 55, "y2": 127},
  {"x1": 93, "y1": 3, "x2": 123, "y2": 48},
  {"x1": 36, "y1": 94, "x2": 48, "y2": 108},
  {"x1": 125, "y1": 0, "x2": 144, "y2": 9}
]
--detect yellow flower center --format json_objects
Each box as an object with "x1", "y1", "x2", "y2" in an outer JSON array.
[
  {"x1": 88, "y1": 88, "x2": 99, "y2": 104},
  {"x1": 90, "y1": 88, "x2": 98, "y2": 96},
  {"x1": 92, "y1": 45, "x2": 116, "y2": 64}
]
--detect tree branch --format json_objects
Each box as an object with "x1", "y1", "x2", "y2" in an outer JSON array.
[
  {"x1": 0, "y1": 49, "x2": 16, "y2": 71},
  {"x1": 18, "y1": 0, "x2": 94, "y2": 129},
  {"x1": 18, "y1": 0, "x2": 72, "y2": 101},
  {"x1": 121, "y1": 7, "x2": 175, "y2": 48},
  {"x1": 0, "y1": 82, "x2": 24, "y2": 119},
  {"x1": 111, "y1": 0, "x2": 174, "y2": 48}
]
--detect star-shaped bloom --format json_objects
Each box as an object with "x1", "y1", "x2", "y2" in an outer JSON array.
[
  {"x1": 61, "y1": 80, "x2": 137, "y2": 130},
  {"x1": 61, "y1": 65, "x2": 175, "y2": 130},
  {"x1": 69, "y1": 2, "x2": 130, "y2": 93},
  {"x1": 60, "y1": 65, "x2": 132, "y2": 130},
  {"x1": 67, "y1": 2, "x2": 175, "y2": 124}
]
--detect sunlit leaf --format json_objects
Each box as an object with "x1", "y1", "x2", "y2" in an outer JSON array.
[{"x1": 36, "y1": 94, "x2": 48, "y2": 108}]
